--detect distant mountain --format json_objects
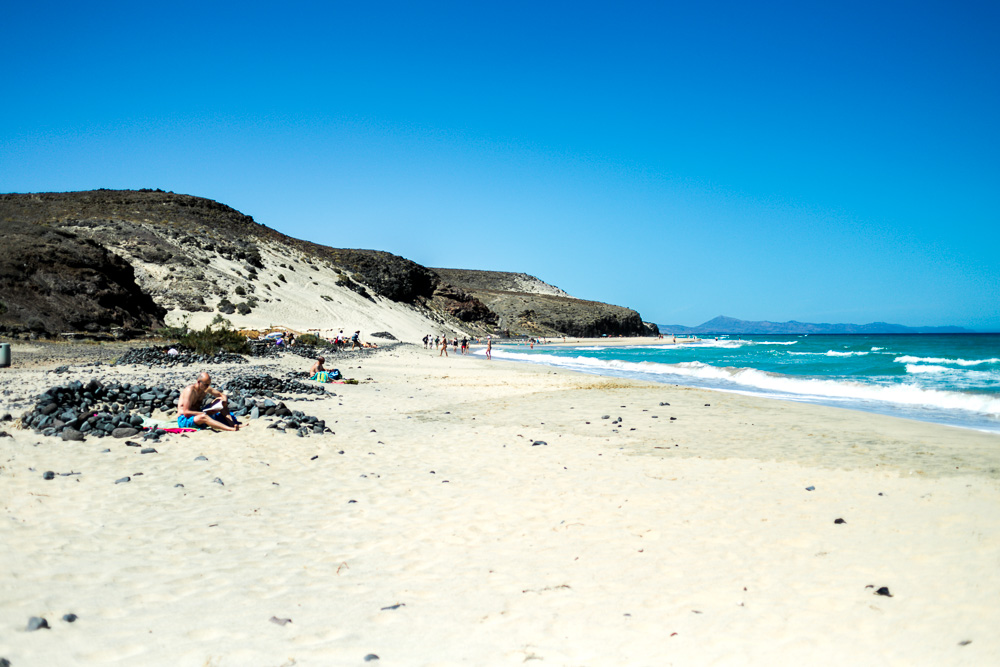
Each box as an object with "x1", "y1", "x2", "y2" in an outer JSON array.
[{"x1": 658, "y1": 315, "x2": 974, "y2": 335}]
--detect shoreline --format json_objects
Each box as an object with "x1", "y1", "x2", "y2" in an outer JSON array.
[
  {"x1": 484, "y1": 339, "x2": 1000, "y2": 436},
  {"x1": 2, "y1": 343, "x2": 999, "y2": 664}
]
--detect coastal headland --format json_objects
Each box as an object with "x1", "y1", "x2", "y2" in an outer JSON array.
[{"x1": 1, "y1": 340, "x2": 998, "y2": 665}]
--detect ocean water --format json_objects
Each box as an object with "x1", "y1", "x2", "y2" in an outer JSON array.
[{"x1": 481, "y1": 334, "x2": 1000, "y2": 433}]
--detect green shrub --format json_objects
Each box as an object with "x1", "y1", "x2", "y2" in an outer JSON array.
[
  {"x1": 235, "y1": 286, "x2": 246, "y2": 296},
  {"x1": 297, "y1": 333, "x2": 323, "y2": 346},
  {"x1": 277, "y1": 274, "x2": 287, "y2": 283},
  {"x1": 236, "y1": 302, "x2": 252, "y2": 315},
  {"x1": 156, "y1": 323, "x2": 190, "y2": 340},
  {"x1": 178, "y1": 325, "x2": 248, "y2": 355}
]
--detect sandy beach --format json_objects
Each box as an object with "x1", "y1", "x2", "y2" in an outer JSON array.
[{"x1": 2, "y1": 340, "x2": 999, "y2": 666}]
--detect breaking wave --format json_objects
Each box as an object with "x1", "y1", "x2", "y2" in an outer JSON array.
[
  {"x1": 894, "y1": 355, "x2": 1000, "y2": 367},
  {"x1": 481, "y1": 348, "x2": 1000, "y2": 419}
]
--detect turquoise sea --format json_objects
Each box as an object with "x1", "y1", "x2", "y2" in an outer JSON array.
[{"x1": 482, "y1": 334, "x2": 1000, "y2": 433}]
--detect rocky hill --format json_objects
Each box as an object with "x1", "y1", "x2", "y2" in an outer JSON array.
[
  {"x1": 432, "y1": 269, "x2": 573, "y2": 298},
  {"x1": 0, "y1": 190, "x2": 657, "y2": 340},
  {"x1": 434, "y1": 268, "x2": 656, "y2": 338}
]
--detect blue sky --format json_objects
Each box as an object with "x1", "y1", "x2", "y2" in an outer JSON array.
[{"x1": 3, "y1": 1, "x2": 998, "y2": 330}]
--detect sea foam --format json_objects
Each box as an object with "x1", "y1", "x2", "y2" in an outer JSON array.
[
  {"x1": 894, "y1": 355, "x2": 1000, "y2": 367},
  {"x1": 484, "y1": 349, "x2": 1000, "y2": 418}
]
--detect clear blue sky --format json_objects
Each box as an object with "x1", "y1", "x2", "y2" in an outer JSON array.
[{"x1": 3, "y1": 1, "x2": 998, "y2": 330}]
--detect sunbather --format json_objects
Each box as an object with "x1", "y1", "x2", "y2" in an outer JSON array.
[{"x1": 177, "y1": 372, "x2": 239, "y2": 431}]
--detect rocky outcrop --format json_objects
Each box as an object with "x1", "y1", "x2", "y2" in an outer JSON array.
[
  {"x1": 467, "y1": 289, "x2": 650, "y2": 337},
  {"x1": 0, "y1": 190, "x2": 436, "y2": 306},
  {"x1": 432, "y1": 268, "x2": 572, "y2": 297},
  {"x1": 0, "y1": 190, "x2": 658, "y2": 339},
  {"x1": 0, "y1": 222, "x2": 166, "y2": 335},
  {"x1": 432, "y1": 268, "x2": 656, "y2": 337},
  {"x1": 430, "y1": 283, "x2": 497, "y2": 324}
]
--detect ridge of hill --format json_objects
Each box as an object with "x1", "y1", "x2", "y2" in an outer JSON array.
[
  {"x1": 0, "y1": 190, "x2": 657, "y2": 340},
  {"x1": 434, "y1": 268, "x2": 656, "y2": 338}
]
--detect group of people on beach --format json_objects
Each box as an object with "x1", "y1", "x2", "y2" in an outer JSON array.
[{"x1": 421, "y1": 334, "x2": 491, "y2": 359}]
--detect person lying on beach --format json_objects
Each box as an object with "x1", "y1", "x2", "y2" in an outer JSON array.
[{"x1": 177, "y1": 372, "x2": 239, "y2": 432}]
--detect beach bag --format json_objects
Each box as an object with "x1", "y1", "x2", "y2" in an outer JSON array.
[
  {"x1": 311, "y1": 371, "x2": 330, "y2": 383},
  {"x1": 331, "y1": 369, "x2": 342, "y2": 380}
]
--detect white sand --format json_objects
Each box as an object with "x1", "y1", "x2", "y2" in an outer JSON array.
[{"x1": 2, "y1": 344, "x2": 999, "y2": 665}]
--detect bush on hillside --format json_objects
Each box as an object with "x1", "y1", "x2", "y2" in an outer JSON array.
[
  {"x1": 178, "y1": 325, "x2": 249, "y2": 355},
  {"x1": 297, "y1": 333, "x2": 324, "y2": 346}
]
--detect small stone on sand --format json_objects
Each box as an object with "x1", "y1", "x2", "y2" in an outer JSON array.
[{"x1": 26, "y1": 616, "x2": 49, "y2": 631}]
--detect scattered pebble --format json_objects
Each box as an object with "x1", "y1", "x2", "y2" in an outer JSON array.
[
  {"x1": 140, "y1": 448, "x2": 157, "y2": 454},
  {"x1": 61, "y1": 428, "x2": 85, "y2": 442},
  {"x1": 213, "y1": 478, "x2": 224, "y2": 485},
  {"x1": 834, "y1": 518, "x2": 846, "y2": 524},
  {"x1": 364, "y1": 654, "x2": 380, "y2": 662},
  {"x1": 42, "y1": 471, "x2": 55, "y2": 480},
  {"x1": 532, "y1": 440, "x2": 548, "y2": 446},
  {"x1": 805, "y1": 486, "x2": 815, "y2": 491},
  {"x1": 26, "y1": 616, "x2": 49, "y2": 631},
  {"x1": 269, "y1": 616, "x2": 292, "y2": 626},
  {"x1": 62, "y1": 613, "x2": 78, "y2": 623},
  {"x1": 380, "y1": 603, "x2": 405, "y2": 611},
  {"x1": 115, "y1": 476, "x2": 130, "y2": 484},
  {"x1": 875, "y1": 587, "x2": 893, "y2": 597}
]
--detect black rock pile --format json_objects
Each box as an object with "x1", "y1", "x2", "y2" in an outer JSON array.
[
  {"x1": 224, "y1": 373, "x2": 328, "y2": 397},
  {"x1": 247, "y1": 340, "x2": 282, "y2": 357},
  {"x1": 24, "y1": 379, "x2": 181, "y2": 441},
  {"x1": 114, "y1": 347, "x2": 247, "y2": 367},
  {"x1": 25, "y1": 374, "x2": 333, "y2": 440},
  {"x1": 283, "y1": 344, "x2": 337, "y2": 360},
  {"x1": 370, "y1": 331, "x2": 397, "y2": 340},
  {"x1": 223, "y1": 381, "x2": 331, "y2": 437}
]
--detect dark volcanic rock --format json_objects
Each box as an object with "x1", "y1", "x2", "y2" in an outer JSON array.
[
  {"x1": 114, "y1": 347, "x2": 246, "y2": 367},
  {"x1": 0, "y1": 190, "x2": 657, "y2": 336},
  {"x1": 430, "y1": 283, "x2": 497, "y2": 324},
  {"x1": 0, "y1": 220, "x2": 165, "y2": 336},
  {"x1": 431, "y1": 268, "x2": 654, "y2": 337}
]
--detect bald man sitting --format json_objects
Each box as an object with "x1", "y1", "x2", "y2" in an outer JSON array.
[{"x1": 177, "y1": 372, "x2": 239, "y2": 431}]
